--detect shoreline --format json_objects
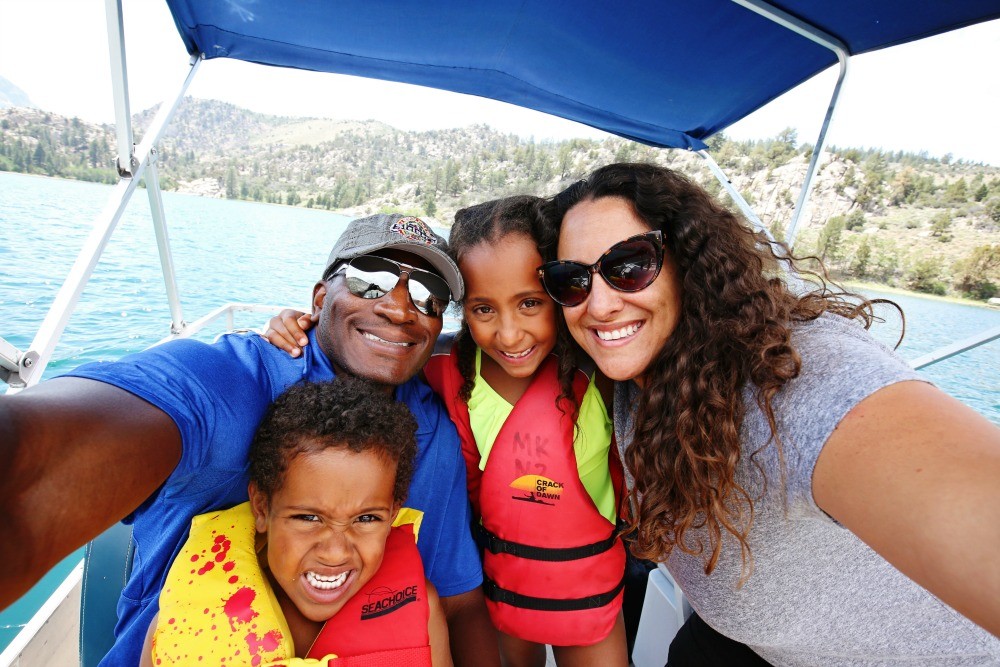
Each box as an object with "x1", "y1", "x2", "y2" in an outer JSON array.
[{"x1": 843, "y1": 280, "x2": 999, "y2": 311}]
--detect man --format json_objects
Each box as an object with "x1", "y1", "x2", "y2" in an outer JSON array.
[{"x1": 0, "y1": 214, "x2": 498, "y2": 666}]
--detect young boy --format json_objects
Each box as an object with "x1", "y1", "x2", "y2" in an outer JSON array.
[{"x1": 140, "y1": 377, "x2": 452, "y2": 666}]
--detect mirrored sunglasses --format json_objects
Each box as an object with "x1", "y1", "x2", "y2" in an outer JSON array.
[
  {"x1": 332, "y1": 254, "x2": 452, "y2": 317},
  {"x1": 536, "y1": 230, "x2": 664, "y2": 308}
]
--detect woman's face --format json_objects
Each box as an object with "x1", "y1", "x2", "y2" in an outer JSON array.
[{"x1": 557, "y1": 196, "x2": 683, "y2": 385}]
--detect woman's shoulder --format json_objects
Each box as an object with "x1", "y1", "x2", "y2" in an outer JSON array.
[
  {"x1": 791, "y1": 313, "x2": 908, "y2": 374},
  {"x1": 742, "y1": 313, "x2": 925, "y2": 502},
  {"x1": 775, "y1": 313, "x2": 921, "y2": 413}
]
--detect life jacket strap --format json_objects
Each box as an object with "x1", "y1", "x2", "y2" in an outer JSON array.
[
  {"x1": 482, "y1": 574, "x2": 625, "y2": 611},
  {"x1": 475, "y1": 523, "x2": 618, "y2": 561}
]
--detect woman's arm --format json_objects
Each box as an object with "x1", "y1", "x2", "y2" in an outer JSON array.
[
  {"x1": 813, "y1": 380, "x2": 1000, "y2": 636},
  {"x1": 426, "y1": 581, "x2": 454, "y2": 667}
]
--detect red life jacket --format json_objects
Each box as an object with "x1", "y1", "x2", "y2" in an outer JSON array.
[
  {"x1": 424, "y1": 345, "x2": 626, "y2": 647},
  {"x1": 305, "y1": 523, "x2": 431, "y2": 666}
]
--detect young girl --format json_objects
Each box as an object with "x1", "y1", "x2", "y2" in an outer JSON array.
[
  {"x1": 265, "y1": 198, "x2": 628, "y2": 667},
  {"x1": 140, "y1": 377, "x2": 452, "y2": 666}
]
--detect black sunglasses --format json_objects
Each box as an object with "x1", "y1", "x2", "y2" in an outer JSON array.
[
  {"x1": 331, "y1": 255, "x2": 452, "y2": 317},
  {"x1": 537, "y1": 230, "x2": 664, "y2": 308}
]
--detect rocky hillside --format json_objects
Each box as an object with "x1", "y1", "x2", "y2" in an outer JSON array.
[{"x1": 2, "y1": 99, "x2": 998, "y2": 300}]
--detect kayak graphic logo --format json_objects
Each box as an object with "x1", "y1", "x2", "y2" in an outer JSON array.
[
  {"x1": 509, "y1": 474, "x2": 564, "y2": 507},
  {"x1": 360, "y1": 584, "x2": 419, "y2": 620}
]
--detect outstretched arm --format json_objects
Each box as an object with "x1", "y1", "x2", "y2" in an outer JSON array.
[
  {"x1": 0, "y1": 377, "x2": 180, "y2": 609},
  {"x1": 814, "y1": 380, "x2": 1000, "y2": 636},
  {"x1": 439, "y1": 588, "x2": 500, "y2": 667}
]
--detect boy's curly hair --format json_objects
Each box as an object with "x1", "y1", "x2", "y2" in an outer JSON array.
[{"x1": 250, "y1": 376, "x2": 417, "y2": 504}]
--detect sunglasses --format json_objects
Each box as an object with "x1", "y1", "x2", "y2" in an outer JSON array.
[
  {"x1": 537, "y1": 230, "x2": 664, "y2": 308},
  {"x1": 330, "y1": 255, "x2": 452, "y2": 317}
]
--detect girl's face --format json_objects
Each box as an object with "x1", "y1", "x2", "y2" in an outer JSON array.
[
  {"x1": 250, "y1": 447, "x2": 398, "y2": 630},
  {"x1": 459, "y1": 233, "x2": 558, "y2": 381},
  {"x1": 557, "y1": 197, "x2": 682, "y2": 385}
]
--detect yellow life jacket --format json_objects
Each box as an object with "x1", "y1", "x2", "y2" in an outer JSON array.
[
  {"x1": 151, "y1": 503, "x2": 427, "y2": 666},
  {"x1": 152, "y1": 502, "x2": 294, "y2": 665}
]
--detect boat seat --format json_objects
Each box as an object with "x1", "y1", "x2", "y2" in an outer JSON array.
[
  {"x1": 79, "y1": 522, "x2": 134, "y2": 667},
  {"x1": 631, "y1": 564, "x2": 692, "y2": 667}
]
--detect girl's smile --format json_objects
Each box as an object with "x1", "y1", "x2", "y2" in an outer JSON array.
[{"x1": 460, "y1": 233, "x2": 558, "y2": 401}]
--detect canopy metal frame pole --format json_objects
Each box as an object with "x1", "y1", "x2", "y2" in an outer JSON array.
[
  {"x1": 145, "y1": 154, "x2": 187, "y2": 334},
  {"x1": 697, "y1": 150, "x2": 806, "y2": 293},
  {"x1": 697, "y1": 150, "x2": 766, "y2": 232},
  {"x1": 106, "y1": 0, "x2": 135, "y2": 177},
  {"x1": 730, "y1": 0, "x2": 851, "y2": 248},
  {"x1": 5, "y1": 3, "x2": 201, "y2": 394}
]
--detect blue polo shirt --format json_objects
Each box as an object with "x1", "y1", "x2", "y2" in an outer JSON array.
[{"x1": 66, "y1": 328, "x2": 480, "y2": 666}]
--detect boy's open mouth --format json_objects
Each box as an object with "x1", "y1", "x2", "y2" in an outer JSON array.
[{"x1": 305, "y1": 570, "x2": 349, "y2": 591}]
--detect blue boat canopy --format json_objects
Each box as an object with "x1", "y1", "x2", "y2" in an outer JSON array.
[{"x1": 164, "y1": 1, "x2": 999, "y2": 150}]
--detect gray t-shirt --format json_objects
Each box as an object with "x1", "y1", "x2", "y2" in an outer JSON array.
[{"x1": 614, "y1": 314, "x2": 1000, "y2": 666}]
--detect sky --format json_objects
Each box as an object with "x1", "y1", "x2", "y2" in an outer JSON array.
[{"x1": 1, "y1": 1, "x2": 998, "y2": 165}]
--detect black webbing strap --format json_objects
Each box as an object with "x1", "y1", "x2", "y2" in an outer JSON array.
[
  {"x1": 482, "y1": 574, "x2": 625, "y2": 612},
  {"x1": 475, "y1": 523, "x2": 618, "y2": 561}
]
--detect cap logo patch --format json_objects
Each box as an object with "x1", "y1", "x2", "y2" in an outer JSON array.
[{"x1": 390, "y1": 217, "x2": 438, "y2": 246}]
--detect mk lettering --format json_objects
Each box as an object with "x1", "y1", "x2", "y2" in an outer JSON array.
[{"x1": 512, "y1": 432, "x2": 549, "y2": 459}]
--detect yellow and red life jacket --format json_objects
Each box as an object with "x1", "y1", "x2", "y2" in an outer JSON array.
[
  {"x1": 425, "y1": 347, "x2": 625, "y2": 647},
  {"x1": 152, "y1": 503, "x2": 430, "y2": 666}
]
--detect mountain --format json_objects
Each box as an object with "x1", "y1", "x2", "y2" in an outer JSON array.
[
  {"x1": 0, "y1": 76, "x2": 34, "y2": 109},
  {"x1": 1, "y1": 98, "x2": 998, "y2": 300}
]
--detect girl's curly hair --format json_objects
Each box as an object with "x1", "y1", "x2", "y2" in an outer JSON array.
[
  {"x1": 547, "y1": 162, "x2": 886, "y2": 581},
  {"x1": 449, "y1": 195, "x2": 577, "y2": 411}
]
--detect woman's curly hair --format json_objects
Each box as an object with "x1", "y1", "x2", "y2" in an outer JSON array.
[
  {"x1": 449, "y1": 195, "x2": 578, "y2": 412},
  {"x1": 250, "y1": 376, "x2": 417, "y2": 504},
  {"x1": 547, "y1": 162, "x2": 885, "y2": 581}
]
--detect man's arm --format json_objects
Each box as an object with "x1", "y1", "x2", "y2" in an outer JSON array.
[
  {"x1": 0, "y1": 377, "x2": 180, "y2": 609},
  {"x1": 438, "y1": 588, "x2": 500, "y2": 667},
  {"x1": 814, "y1": 380, "x2": 1000, "y2": 636}
]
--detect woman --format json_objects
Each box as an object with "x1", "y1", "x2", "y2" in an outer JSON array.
[{"x1": 536, "y1": 162, "x2": 1000, "y2": 666}]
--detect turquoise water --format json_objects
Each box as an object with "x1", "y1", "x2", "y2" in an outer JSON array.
[{"x1": 1, "y1": 171, "x2": 998, "y2": 650}]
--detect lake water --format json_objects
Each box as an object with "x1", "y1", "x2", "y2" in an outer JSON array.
[{"x1": 1, "y1": 171, "x2": 998, "y2": 651}]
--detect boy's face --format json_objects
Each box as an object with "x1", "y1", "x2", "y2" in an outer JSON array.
[{"x1": 250, "y1": 446, "x2": 399, "y2": 624}]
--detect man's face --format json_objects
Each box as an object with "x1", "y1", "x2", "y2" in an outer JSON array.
[{"x1": 312, "y1": 249, "x2": 444, "y2": 389}]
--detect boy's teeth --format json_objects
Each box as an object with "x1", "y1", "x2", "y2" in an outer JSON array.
[
  {"x1": 501, "y1": 347, "x2": 533, "y2": 359},
  {"x1": 363, "y1": 332, "x2": 410, "y2": 346},
  {"x1": 596, "y1": 323, "x2": 641, "y2": 341},
  {"x1": 306, "y1": 571, "x2": 348, "y2": 590}
]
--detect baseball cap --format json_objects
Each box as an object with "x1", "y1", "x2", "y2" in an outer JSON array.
[{"x1": 324, "y1": 214, "x2": 464, "y2": 301}]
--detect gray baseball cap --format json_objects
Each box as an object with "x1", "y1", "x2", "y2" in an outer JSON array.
[{"x1": 324, "y1": 213, "x2": 464, "y2": 301}]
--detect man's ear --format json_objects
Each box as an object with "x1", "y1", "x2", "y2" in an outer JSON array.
[
  {"x1": 248, "y1": 483, "x2": 269, "y2": 534},
  {"x1": 311, "y1": 281, "x2": 327, "y2": 318}
]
